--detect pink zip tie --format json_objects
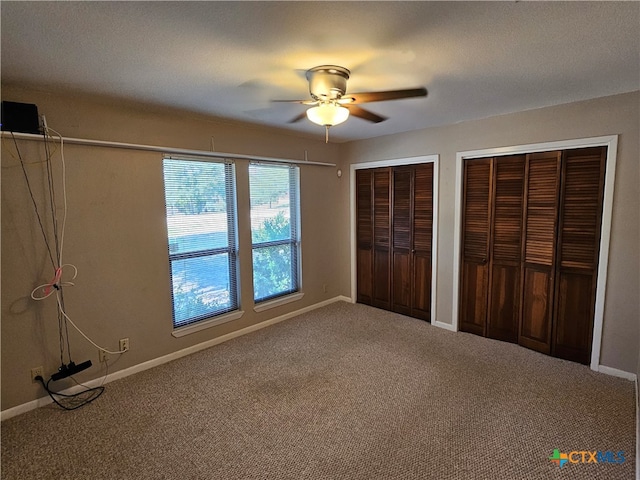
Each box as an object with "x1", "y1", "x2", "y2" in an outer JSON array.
[{"x1": 43, "y1": 267, "x2": 63, "y2": 296}]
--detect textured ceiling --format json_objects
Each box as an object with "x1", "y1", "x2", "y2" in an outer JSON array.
[{"x1": 2, "y1": 1, "x2": 639, "y2": 143}]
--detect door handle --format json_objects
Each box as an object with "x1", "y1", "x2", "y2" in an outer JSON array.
[{"x1": 481, "y1": 258, "x2": 487, "y2": 265}]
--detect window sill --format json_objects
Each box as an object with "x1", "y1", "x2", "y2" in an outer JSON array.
[
  {"x1": 172, "y1": 310, "x2": 244, "y2": 338},
  {"x1": 253, "y1": 292, "x2": 304, "y2": 313}
]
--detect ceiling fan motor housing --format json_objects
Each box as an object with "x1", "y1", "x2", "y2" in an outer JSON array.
[{"x1": 306, "y1": 65, "x2": 350, "y2": 102}]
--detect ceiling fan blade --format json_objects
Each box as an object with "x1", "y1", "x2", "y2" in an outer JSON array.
[
  {"x1": 272, "y1": 99, "x2": 317, "y2": 105},
  {"x1": 288, "y1": 111, "x2": 308, "y2": 124},
  {"x1": 347, "y1": 105, "x2": 387, "y2": 123},
  {"x1": 343, "y1": 87, "x2": 427, "y2": 104}
]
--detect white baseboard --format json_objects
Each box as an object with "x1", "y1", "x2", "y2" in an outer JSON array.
[
  {"x1": 596, "y1": 365, "x2": 637, "y2": 381},
  {"x1": 1, "y1": 295, "x2": 351, "y2": 421}
]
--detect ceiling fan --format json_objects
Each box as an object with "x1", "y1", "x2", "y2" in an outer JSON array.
[{"x1": 274, "y1": 65, "x2": 427, "y2": 142}]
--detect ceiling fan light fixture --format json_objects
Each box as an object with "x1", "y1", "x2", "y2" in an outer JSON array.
[{"x1": 306, "y1": 103, "x2": 349, "y2": 126}]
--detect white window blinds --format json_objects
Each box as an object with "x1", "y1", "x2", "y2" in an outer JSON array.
[
  {"x1": 162, "y1": 158, "x2": 238, "y2": 328},
  {"x1": 249, "y1": 163, "x2": 300, "y2": 302}
]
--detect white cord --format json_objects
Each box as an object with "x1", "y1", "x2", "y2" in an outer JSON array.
[
  {"x1": 45, "y1": 127, "x2": 68, "y2": 267},
  {"x1": 29, "y1": 127, "x2": 127, "y2": 357},
  {"x1": 55, "y1": 292, "x2": 127, "y2": 355}
]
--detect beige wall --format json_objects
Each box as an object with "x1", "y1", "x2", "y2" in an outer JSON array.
[
  {"x1": 342, "y1": 91, "x2": 640, "y2": 375},
  {"x1": 1, "y1": 85, "x2": 348, "y2": 410},
  {"x1": 2, "y1": 86, "x2": 638, "y2": 412}
]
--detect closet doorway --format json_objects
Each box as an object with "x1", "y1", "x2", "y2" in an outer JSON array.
[
  {"x1": 350, "y1": 156, "x2": 439, "y2": 324},
  {"x1": 453, "y1": 136, "x2": 618, "y2": 369}
]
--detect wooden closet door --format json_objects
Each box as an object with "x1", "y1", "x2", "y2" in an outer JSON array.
[
  {"x1": 356, "y1": 169, "x2": 373, "y2": 305},
  {"x1": 372, "y1": 168, "x2": 392, "y2": 309},
  {"x1": 552, "y1": 147, "x2": 606, "y2": 364},
  {"x1": 391, "y1": 166, "x2": 412, "y2": 315},
  {"x1": 487, "y1": 155, "x2": 525, "y2": 343},
  {"x1": 411, "y1": 163, "x2": 433, "y2": 321},
  {"x1": 518, "y1": 151, "x2": 562, "y2": 354},
  {"x1": 459, "y1": 159, "x2": 492, "y2": 336},
  {"x1": 390, "y1": 163, "x2": 433, "y2": 320}
]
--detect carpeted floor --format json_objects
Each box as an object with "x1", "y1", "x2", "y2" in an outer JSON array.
[{"x1": 1, "y1": 302, "x2": 635, "y2": 479}]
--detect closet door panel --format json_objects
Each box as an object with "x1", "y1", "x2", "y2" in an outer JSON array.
[
  {"x1": 518, "y1": 152, "x2": 561, "y2": 354},
  {"x1": 373, "y1": 169, "x2": 391, "y2": 248},
  {"x1": 459, "y1": 159, "x2": 492, "y2": 335},
  {"x1": 373, "y1": 249, "x2": 391, "y2": 308},
  {"x1": 557, "y1": 149, "x2": 605, "y2": 270},
  {"x1": 553, "y1": 270, "x2": 594, "y2": 364},
  {"x1": 522, "y1": 153, "x2": 561, "y2": 265},
  {"x1": 487, "y1": 156, "x2": 524, "y2": 343},
  {"x1": 491, "y1": 157, "x2": 525, "y2": 262},
  {"x1": 392, "y1": 167, "x2": 412, "y2": 314},
  {"x1": 411, "y1": 163, "x2": 433, "y2": 321},
  {"x1": 372, "y1": 169, "x2": 391, "y2": 309},
  {"x1": 519, "y1": 266, "x2": 553, "y2": 353},
  {"x1": 460, "y1": 262, "x2": 488, "y2": 335},
  {"x1": 412, "y1": 253, "x2": 431, "y2": 320},
  {"x1": 413, "y1": 164, "x2": 433, "y2": 253},
  {"x1": 357, "y1": 249, "x2": 373, "y2": 302},
  {"x1": 488, "y1": 263, "x2": 520, "y2": 343},
  {"x1": 356, "y1": 169, "x2": 373, "y2": 304},
  {"x1": 392, "y1": 252, "x2": 411, "y2": 314},
  {"x1": 552, "y1": 147, "x2": 606, "y2": 364},
  {"x1": 392, "y1": 168, "x2": 412, "y2": 250}
]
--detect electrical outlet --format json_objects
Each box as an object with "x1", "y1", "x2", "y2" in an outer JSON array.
[
  {"x1": 119, "y1": 338, "x2": 129, "y2": 352},
  {"x1": 31, "y1": 366, "x2": 44, "y2": 383},
  {"x1": 98, "y1": 348, "x2": 108, "y2": 362}
]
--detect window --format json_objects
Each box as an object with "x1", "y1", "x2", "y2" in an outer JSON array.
[
  {"x1": 249, "y1": 163, "x2": 300, "y2": 303},
  {"x1": 162, "y1": 158, "x2": 238, "y2": 328}
]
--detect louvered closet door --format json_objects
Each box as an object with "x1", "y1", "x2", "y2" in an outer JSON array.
[
  {"x1": 552, "y1": 147, "x2": 606, "y2": 364},
  {"x1": 487, "y1": 155, "x2": 525, "y2": 343},
  {"x1": 391, "y1": 166, "x2": 413, "y2": 315},
  {"x1": 459, "y1": 159, "x2": 492, "y2": 336},
  {"x1": 518, "y1": 151, "x2": 562, "y2": 354},
  {"x1": 356, "y1": 169, "x2": 373, "y2": 305},
  {"x1": 372, "y1": 168, "x2": 392, "y2": 309},
  {"x1": 411, "y1": 163, "x2": 433, "y2": 321},
  {"x1": 390, "y1": 163, "x2": 433, "y2": 320}
]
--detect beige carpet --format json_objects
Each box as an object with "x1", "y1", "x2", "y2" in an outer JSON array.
[{"x1": 1, "y1": 302, "x2": 635, "y2": 479}]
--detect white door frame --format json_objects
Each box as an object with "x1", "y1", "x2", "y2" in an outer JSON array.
[
  {"x1": 350, "y1": 155, "x2": 440, "y2": 326},
  {"x1": 451, "y1": 135, "x2": 618, "y2": 371}
]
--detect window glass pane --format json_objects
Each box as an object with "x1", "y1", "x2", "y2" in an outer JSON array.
[
  {"x1": 164, "y1": 160, "x2": 229, "y2": 255},
  {"x1": 168, "y1": 231, "x2": 228, "y2": 255},
  {"x1": 171, "y1": 253, "x2": 233, "y2": 326},
  {"x1": 252, "y1": 244, "x2": 294, "y2": 301},
  {"x1": 249, "y1": 164, "x2": 291, "y2": 243}
]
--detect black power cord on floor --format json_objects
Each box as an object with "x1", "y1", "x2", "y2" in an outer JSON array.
[{"x1": 36, "y1": 375, "x2": 104, "y2": 411}]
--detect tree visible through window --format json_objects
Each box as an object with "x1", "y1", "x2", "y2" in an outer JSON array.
[
  {"x1": 249, "y1": 163, "x2": 300, "y2": 302},
  {"x1": 162, "y1": 158, "x2": 238, "y2": 328}
]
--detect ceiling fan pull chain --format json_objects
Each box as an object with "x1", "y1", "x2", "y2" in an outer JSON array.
[{"x1": 325, "y1": 125, "x2": 329, "y2": 144}]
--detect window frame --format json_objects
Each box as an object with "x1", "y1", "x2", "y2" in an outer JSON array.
[
  {"x1": 249, "y1": 162, "x2": 302, "y2": 307},
  {"x1": 162, "y1": 156, "x2": 242, "y2": 335}
]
